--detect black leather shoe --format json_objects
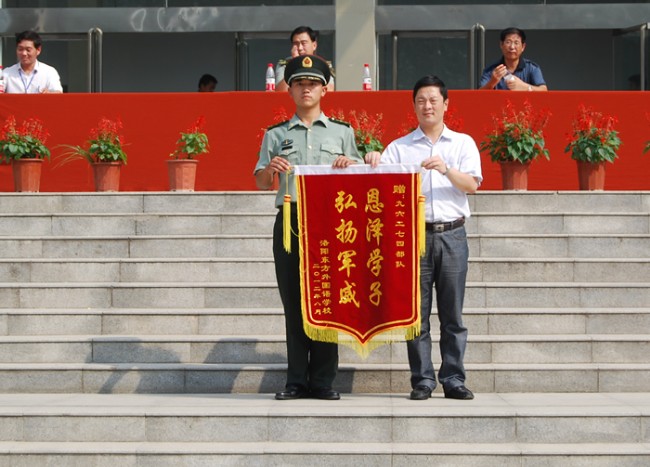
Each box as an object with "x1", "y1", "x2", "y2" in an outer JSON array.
[
  {"x1": 275, "y1": 386, "x2": 307, "y2": 400},
  {"x1": 409, "y1": 385, "x2": 433, "y2": 400},
  {"x1": 444, "y1": 385, "x2": 474, "y2": 400},
  {"x1": 311, "y1": 388, "x2": 341, "y2": 400}
]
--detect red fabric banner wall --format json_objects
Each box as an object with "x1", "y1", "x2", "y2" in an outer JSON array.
[
  {"x1": 295, "y1": 164, "x2": 421, "y2": 351},
  {"x1": 0, "y1": 91, "x2": 649, "y2": 192}
]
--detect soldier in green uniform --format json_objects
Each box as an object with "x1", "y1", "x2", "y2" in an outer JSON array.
[
  {"x1": 275, "y1": 26, "x2": 335, "y2": 92},
  {"x1": 254, "y1": 55, "x2": 362, "y2": 400}
]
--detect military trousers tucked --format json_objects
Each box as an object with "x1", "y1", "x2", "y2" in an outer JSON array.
[
  {"x1": 407, "y1": 225, "x2": 469, "y2": 391},
  {"x1": 272, "y1": 209, "x2": 338, "y2": 391}
]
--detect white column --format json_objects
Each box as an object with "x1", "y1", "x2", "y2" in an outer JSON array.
[{"x1": 334, "y1": 0, "x2": 376, "y2": 91}]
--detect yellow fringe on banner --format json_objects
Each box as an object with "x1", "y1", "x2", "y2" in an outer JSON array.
[
  {"x1": 283, "y1": 194, "x2": 292, "y2": 253},
  {"x1": 302, "y1": 323, "x2": 339, "y2": 345},
  {"x1": 418, "y1": 194, "x2": 426, "y2": 257},
  {"x1": 303, "y1": 323, "x2": 422, "y2": 358}
]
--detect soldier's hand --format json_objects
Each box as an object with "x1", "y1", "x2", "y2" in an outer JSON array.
[
  {"x1": 268, "y1": 156, "x2": 291, "y2": 174},
  {"x1": 332, "y1": 155, "x2": 355, "y2": 168}
]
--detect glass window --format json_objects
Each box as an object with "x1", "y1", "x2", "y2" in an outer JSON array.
[
  {"x1": 379, "y1": 31, "x2": 471, "y2": 90},
  {"x1": 3, "y1": 0, "x2": 332, "y2": 6}
]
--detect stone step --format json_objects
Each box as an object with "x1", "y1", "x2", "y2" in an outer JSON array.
[
  {"x1": 0, "y1": 282, "x2": 648, "y2": 309},
  {"x1": 1, "y1": 257, "x2": 648, "y2": 284},
  {"x1": 468, "y1": 258, "x2": 650, "y2": 282},
  {"x1": 0, "y1": 392, "x2": 648, "y2": 444},
  {"x1": 468, "y1": 212, "x2": 650, "y2": 234},
  {"x1": 1, "y1": 440, "x2": 648, "y2": 466},
  {"x1": 3, "y1": 307, "x2": 650, "y2": 337},
  {"x1": 0, "y1": 235, "x2": 272, "y2": 259},
  {"x1": 0, "y1": 192, "x2": 275, "y2": 214},
  {"x1": 0, "y1": 334, "x2": 647, "y2": 365},
  {"x1": 1, "y1": 211, "x2": 648, "y2": 236},
  {"x1": 0, "y1": 192, "x2": 648, "y2": 215},
  {"x1": 0, "y1": 212, "x2": 276, "y2": 236},
  {"x1": 0, "y1": 362, "x2": 648, "y2": 393},
  {"x1": 471, "y1": 191, "x2": 650, "y2": 213},
  {"x1": 1, "y1": 234, "x2": 648, "y2": 259},
  {"x1": 0, "y1": 258, "x2": 277, "y2": 283}
]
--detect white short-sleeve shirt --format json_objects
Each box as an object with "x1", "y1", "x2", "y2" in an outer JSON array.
[
  {"x1": 3, "y1": 60, "x2": 63, "y2": 94},
  {"x1": 381, "y1": 125, "x2": 483, "y2": 223}
]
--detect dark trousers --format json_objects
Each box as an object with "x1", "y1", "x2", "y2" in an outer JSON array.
[
  {"x1": 272, "y1": 210, "x2": 338, "y2": 391},
  {"x1": 407, "y1": 226, "x2": 469, "y2": 391}
]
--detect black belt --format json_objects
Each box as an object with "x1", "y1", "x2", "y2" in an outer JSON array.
[{"x1": 425, "y1": 217, "x2": 465, "y2": 233}]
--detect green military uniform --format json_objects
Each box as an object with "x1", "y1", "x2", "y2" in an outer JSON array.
[
  {"x1": 254, "y1": 55, "x2": 362, "y2": 398},
  {"x1": 254, "y1": 113, "x2": 361, "y2": 207},
  {"x1": 254, "y1": 112, "x2": 362, "y2": 395}
]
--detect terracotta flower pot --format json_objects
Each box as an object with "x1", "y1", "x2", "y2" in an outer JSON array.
[
  {"x1": 92, "y1": 161, "x2": 121, "y2": 192},
  {"x1": 576, "y1": 160, "x2": 606, "y2": 191},
  {"x1": 167, "y1": 159, "x2": 198, "y2": 192},
  {"x1": 12, "y1": 158, "x2": 44, "y2": 192},
  {"x1": 500, "y1": 160, "x2": 531, "y2": 191}
]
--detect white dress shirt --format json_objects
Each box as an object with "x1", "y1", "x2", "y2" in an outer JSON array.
[
  {"x1": 3, "y1": 60, "x2": 63, "y2": 94},
  {"x1": 381, "y1": 125, "x2": 483, "y2": 222}
]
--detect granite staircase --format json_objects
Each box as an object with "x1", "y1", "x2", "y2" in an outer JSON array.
[{"x1": 0, "y1": 191, "x2": 648, "y2": 465}]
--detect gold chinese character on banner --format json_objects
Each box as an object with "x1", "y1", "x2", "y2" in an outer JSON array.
[
  {"x1": 366, "y1": 248, "x2": 384, "y2": 277},
  {"x1": 369, "y1": 281, "x2": 383, "y2": 306},
  {"x1": 335, "y1": 191, "x2": 357, "y2": 213},
  {"x1": 366, "y1": 218, "x2": 384, "y2": 245},
  {"x1": 337, "y1": 250, "x2": 357, "y2": 277},
  {"x1": 365, "y1": 188, "x2": 384, "y2": 214},
  {"x1": 336, "y1": 219, "x2": 358, "y2": 244},
  {"x1": 339, "y1": 280, "x2": 361, "y2": 308}
]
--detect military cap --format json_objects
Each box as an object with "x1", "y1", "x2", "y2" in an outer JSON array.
[{"x1": 284, "y1": 54, "x2": 331, "y2": 86}]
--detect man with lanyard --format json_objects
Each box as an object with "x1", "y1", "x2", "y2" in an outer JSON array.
[
  {"x1": 366, "y1": 75, "x2": 482, "y2": 400},
  {"x1": 254, "y1": 55, "x2": 361, "y2": 401},
  {"x1": 479, "y1": 27, "x2": 547, "y2": 91},
  {"x1": 4, "y1": 30, "x2": 63, "y2": 94}
]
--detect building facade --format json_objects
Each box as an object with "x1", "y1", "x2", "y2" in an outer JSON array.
[{"x1": 0, "y1": 0, "x2": 648, "y2": 92}]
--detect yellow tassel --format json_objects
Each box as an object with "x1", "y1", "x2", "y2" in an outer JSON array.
[
  {"x1": 418, "y1": 194, "x2": 426, "y2": 257},
  {"x1": 283, "y1": 194, "x2": 292, "y2": 253}
]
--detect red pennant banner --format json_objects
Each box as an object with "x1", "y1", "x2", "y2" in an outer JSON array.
[{"x1": 294, "y1": 164, "x2": 422, "y2": 353}]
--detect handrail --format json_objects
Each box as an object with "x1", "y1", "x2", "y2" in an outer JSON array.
[
  {"x1": 470, "y1": 23, "x2": 485, "y2": 89},
  {"x1": 87, "y1": 27, "x2": 103, "y2": 93}
]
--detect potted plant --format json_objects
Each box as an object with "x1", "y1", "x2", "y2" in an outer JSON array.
[
  {"x1": 58, "y1": 117, "x2": 127, "y2": 192},
  {"x1": 565, "y1": 104, "x2": 621, "y2": 190},
  {"x1": 168, "y1": 116, "x2": 210, "y2": 191},
  {"x1": 0, "y1": 115, "x2": 51, "y2": 192},
  {"x1": 480, "y1": 100, "x2": 551, "y2": 190}
]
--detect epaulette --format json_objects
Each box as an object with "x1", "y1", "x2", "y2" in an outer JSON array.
[
  {"x1": 267, "y1": 120, "x2": 289, "y2": 130},
  {"x1": 329, "y1": 117, "x2": 351, "y2": 127},
  {"x1": 277, "y1": 58, "x2": 288, "y2": 66}
]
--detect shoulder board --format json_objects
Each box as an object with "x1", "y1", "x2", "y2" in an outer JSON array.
[
  {"x1": 267, "y1": 120, "x2": 289, "y2": 130},
  {"x1": 277, "y1": 58, "x2": 288, "y2": 66},
  {"x1": 328, "y1": 117, "x2": 350, "y2": 127}
]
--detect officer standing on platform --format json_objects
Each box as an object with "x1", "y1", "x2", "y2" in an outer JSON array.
[{"x1": 254, "y1": 55, "x2": 362, "y2": 401}]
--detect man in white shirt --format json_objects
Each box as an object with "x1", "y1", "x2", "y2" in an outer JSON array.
[
  {"x1": 4, "y1": 30, "x2": 63, "y2": 94},
  {"x1": 366, "y1": 75, "x2": 482, "y2": 401}
]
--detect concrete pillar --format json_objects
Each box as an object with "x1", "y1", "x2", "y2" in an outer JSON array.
[{"x1": 335, "y1": 0, "x2": 376, "y2": 91}]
